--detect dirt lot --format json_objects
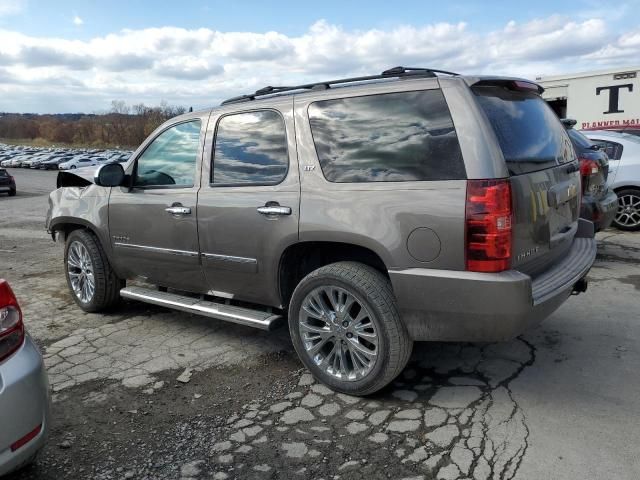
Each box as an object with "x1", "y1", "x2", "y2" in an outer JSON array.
[{"x1": 1, "y1": 168, "x2": 639, "y2": 480}]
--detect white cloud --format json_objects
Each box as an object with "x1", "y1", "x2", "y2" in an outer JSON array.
[
  {"x1": 0, "y1": 0, "x2": 25, "y2": 17},
  {"x1": 0, "y1": 15, "x2": 638, "y2": 113},
  {"x1": 73, "y1": 14, "x2": 83, "y2": 26}
]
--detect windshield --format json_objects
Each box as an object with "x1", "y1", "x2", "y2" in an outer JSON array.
[{"x1": 474, "y1": 86, "x2": 575, "y2": 175}]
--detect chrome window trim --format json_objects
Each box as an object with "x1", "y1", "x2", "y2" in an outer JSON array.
[{"x1": 114, "y1": 242, "x2": 199, "y2": 257}]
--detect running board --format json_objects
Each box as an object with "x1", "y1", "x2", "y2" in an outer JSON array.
[{"x1": 120, "y1": 286, "x2": 283, "y2": 331}]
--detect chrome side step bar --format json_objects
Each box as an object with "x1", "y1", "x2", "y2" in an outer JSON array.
[{"x1": 120, "y1": 286, "x2": 283, "y2": 331}]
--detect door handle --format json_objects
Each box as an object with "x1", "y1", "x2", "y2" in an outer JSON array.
[
  {"x1": 165, "y1": 206, "x2": 191, "y2": 215},
  {"x1": 257, "y1": 205, "x2": 292, "y2": 216}
]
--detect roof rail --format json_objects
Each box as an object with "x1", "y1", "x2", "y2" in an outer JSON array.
[{"x1": 220, "y1": 66, "x2": 459, "y2": 106}]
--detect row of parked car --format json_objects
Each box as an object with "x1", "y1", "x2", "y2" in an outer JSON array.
[
  {"x1": 563, "y1": 125, "x2": 640, "y2": 231},
  {"x1": 0, "y1": 144, "x2": 132, "y2": 171}
]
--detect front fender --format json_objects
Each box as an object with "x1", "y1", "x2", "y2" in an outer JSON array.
[{"x1": 46, "y1": 185, "x2": 118, "y2": 273}]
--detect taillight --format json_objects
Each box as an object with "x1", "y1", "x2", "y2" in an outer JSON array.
[
  {"x1": 465, "y1": 179, "x2": 512, "y2": 273},
  {"x1": 578, "y1": 157, "x2": 600, "y2": 195},
  {"x1": 579, "y1": 158, "x2": 599, "y2": 176},
  {"x1": 11, "y1": 424, "x2": 42, "y2": 452},
  {"x1": 0, "y1": 279, "x2": 24, "y2": 363}
]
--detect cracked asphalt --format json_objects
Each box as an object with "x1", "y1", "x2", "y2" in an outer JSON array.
[{"x1": 1, "y1": 168, "x2": 639, "y2": 480}]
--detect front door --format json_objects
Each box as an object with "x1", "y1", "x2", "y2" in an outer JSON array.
[
  {"x1": 109, "y1": 117, "x2": 208, "y2": 292},
  {"x1": 197, "y1": 100, "x2": 300, "y2": 307}
]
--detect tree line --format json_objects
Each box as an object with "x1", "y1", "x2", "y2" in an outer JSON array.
[{"x1": 0, "y1": 101, "x2": 188, "y2": 149}]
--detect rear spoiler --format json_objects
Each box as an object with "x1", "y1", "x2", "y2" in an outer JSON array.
[{"x1": 463, "y1": 76, "x2": 544, "y2": 94}]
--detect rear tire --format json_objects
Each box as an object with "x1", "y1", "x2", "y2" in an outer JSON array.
[
  {"x1": 613, "y1": 188, "x2": 640, "y2": 231},
  {"x1": 8, "y1": 188, "x2": 16, "y2": 196},
  {"x1": 288, "y1": 261, "x2": 412, "y2": 396},
  {"x1": 64, "y1": 229, "x2": 123, "y2": 312}
]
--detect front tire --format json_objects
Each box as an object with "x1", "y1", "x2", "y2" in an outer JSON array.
[
  {"x1": 8, "y1": 188, "x2": 16, "y2": 196},
  {"x1": 64, "y1": 229, "x2": 123, "y2": 312},
  {"x1": 288, "y1": 261, "x2": 412, "y2": 396},
  {"x1": 613, "y1": 188, "x2": 640, "y2": 231}
]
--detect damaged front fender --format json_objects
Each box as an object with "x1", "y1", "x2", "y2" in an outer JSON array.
[{"x1": 45, "y1": 180, "x2": 116, "y2": 270}]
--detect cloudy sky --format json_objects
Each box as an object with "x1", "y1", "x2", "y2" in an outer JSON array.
[{"x1": 0, "y1": 0, "x2": 639, "y2": 113}]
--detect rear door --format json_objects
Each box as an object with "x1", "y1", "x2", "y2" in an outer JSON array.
[
  {"x1": 197, "y1": 99, "x2": 299, "y2": 307},
  {"x1": 473, "y1": 85, "x2": 581, "y2": 276}
]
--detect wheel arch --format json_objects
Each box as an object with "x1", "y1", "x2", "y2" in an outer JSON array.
[
  {"x1": 613, "y1": 184, "x2": 640, "y2": 193},
  {"x1": 278, "y1": 241, "x2": 390, "y2": 309},
  {"x1": 50, "y1": 218, "x2": 119, "y2": 275}
]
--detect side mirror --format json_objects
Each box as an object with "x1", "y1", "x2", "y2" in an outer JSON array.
[{"x1": 94, "y1": 162, "x2": 125, "y2": 187}]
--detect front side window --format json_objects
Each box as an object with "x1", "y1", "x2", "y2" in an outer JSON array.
[
  {"x1": 308, "y1": 90, "x2": 465, "y2": 183},
  {"x1": 134, "y1": 120, "x2": 201, "y2": 187},
  {"x1": 212, "y1": 110, "x2": 288, "y2": 185}
]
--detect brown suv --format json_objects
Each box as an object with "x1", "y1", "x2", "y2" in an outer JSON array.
[{"x1": 46, "y1": 67, "x2": 596, "y2": 395}]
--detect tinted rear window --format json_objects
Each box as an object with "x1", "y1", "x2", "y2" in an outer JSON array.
[
  {"x1": 212, "y1": 110, "x2": 288, "y2": 186},
  {"x1": 567, "y1": 129, "x2": 594, "y2": 150},
  {"x1": 308, "y1": 90, "x2": 465, "y2": 182},
  {"x1": 474, "y1": 87, "x2": 574, "y2": 175}
]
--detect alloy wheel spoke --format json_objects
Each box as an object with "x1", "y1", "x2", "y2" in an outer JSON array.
[
  {"x1": 300, "y1": 321, "x2": 331, "y2": 336},
  {"x1": 307, "y1": 334, "x2": 333, "y2": 356},
  {"x1": 339, "y1": 343, "x2": 350, "y2": 378},
  {"x1": 301, "y1": 286, "x2": 378, "y2": 381},
  {"x1": 302, "y1": 303, "x2": 324, "y2": 320},
  {"x1": 320, "y1": 342, "x2": 339, "y2": 367},
  {"x1": 350, "y1": 347, "x2": 372, "y2": 372},
  {"x1": 347, "y1": 336, "x2": 377, "y2": 359},
  {"x1": 67, "y1": 241, "x2": 94, "y2": 303},
  {"x1": 68, "y1": 248, "x2": 82, "y2": 269},
  {"x1": 311, "y1": 292, "x2": 331, "y2": 317}
]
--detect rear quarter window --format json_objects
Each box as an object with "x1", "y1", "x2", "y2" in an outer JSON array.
[
  {"x1": 591, "y1": 139, "x2": 624, "y2": 160},
  {"x1": 567, "y1": 129, "x2": 594, "y2": 152},
  {"x1": 474, "y1": 87, "x2": 574, "y2": 175},
  {"x1": 308, "y1": 89, "x2": 466, "y2": 182}
]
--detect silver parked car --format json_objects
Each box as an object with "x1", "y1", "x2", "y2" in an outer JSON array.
[
  {"x1": 46, "y1": 67, "x2": 596, "y2": 395},
  {"x1": 583, "y1": 130, "x2": 640, "y2": 231},
  {"x1": 0, "y1": 279, "x2": 50, "y2": 476}
]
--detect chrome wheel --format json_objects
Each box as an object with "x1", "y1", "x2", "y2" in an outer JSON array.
[
  {"x1": 615, "y1": 193, "x2": 640, "y2": 228},
  {"x1": 67, "y1": 241, "x2": 95, "y2": 303},
  {"x1": 299, "y1": 286, "x2": 378, "y2": 381}
]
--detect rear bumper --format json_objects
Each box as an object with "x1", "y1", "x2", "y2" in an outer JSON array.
[
  {"x1": 389, "y1": 220, "x2": 597, "y2": 342},
  {"x1": 581, "y1": 190, "x2": 618, "y2": 231},
  {"x1": 0, "y1": 336, "x2": 50, "y2": 477}
]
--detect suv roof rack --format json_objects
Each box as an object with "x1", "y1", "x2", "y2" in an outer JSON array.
[{"x1": 220, "y1": 66, "x2": 459, "y2": 105}]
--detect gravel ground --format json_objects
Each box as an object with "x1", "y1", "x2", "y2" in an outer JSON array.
[{"x1": 1, "y1": 168, "x2": 639, "y2": 480}]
